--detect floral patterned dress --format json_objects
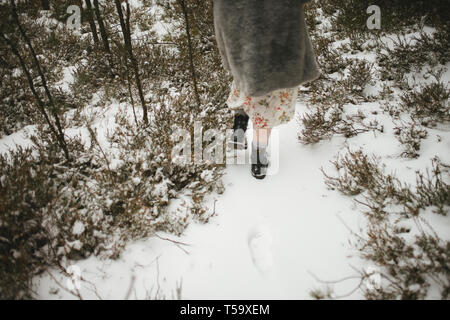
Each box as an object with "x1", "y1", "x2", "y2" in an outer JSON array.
[{"x1": 226, "y1": 81, "x2": 299, "y2": 129}]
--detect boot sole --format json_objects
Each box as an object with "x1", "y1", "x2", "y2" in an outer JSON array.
[
  {"x1": 251, "y1": 172, "x2": 267, "y2": 180},
  {"x1": 251, "y1": 164, "x2": 269, "y2": 180}
]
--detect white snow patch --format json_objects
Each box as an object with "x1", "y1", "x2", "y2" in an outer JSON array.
[{"x1": 72, "y1": 221, "x2": 86, "y2": 236}]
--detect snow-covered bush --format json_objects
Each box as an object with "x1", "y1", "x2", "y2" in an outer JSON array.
[
  {"x1": 303, "y1": 0, "x2": 449, "y2": 299},
  {"x1": 400, "y1": 78, "x2": 450, "y2": 126},
  {"x1": 320, "y1": 148, "x2": 449, "y2": 299},
  {"x1": 1, "y1": 0, "x2": 230, "y2": 299},
  {"x1": 393, "y1": 120, "x2": 428, "y2": 159}
]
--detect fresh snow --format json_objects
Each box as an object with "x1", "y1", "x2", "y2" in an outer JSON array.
[
  {"x1": 56, "y1": 66, "x2": 76, "y2": 93},
  {"x1": 31, "y1": 100, "x2": 374, "y2": 300},
  {"x1": 2, "y1": 90, "x2": 448, "y2": 299},
  {"x1": 0, "y1": 3, "x2": 448, "y2": 299}
]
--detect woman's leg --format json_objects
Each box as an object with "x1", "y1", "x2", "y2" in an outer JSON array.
[
  {"x1": 234, "y1": 108, "x2": 247, "y2": 117},
  {"x1": 253, "y1": 123, "x2": 271, "y2": 147},
  {"x1": 251, "y1": 122, "x2": 271, "y2": 179},
  {"x1": 229, "y1": 109, "x2": 249, "y2": 150}
]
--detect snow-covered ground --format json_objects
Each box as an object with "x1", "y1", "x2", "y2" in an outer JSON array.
[
  {"x1": 1, "y1": 90, "x2": 446, "y2": 299},
  {"x1": 29, "y1": 99, "x2": 376, "y2": 300},
  {"x1": 1, "y1": 74, "x2": 448, "y2": 300},
  {"x1": 1, "y1": 1, "x2": 448, "y2": 300}
]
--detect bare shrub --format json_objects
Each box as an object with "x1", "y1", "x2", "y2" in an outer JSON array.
[{"x1": 319, "y1": 149, "x2": 449, "y2": 299}]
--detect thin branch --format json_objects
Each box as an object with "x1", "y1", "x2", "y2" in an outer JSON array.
[
  {"x1": 154, "y1": 233, "x2": 191, "y2": 255},
  {"x1": 177, "y1": 0, "x2": 201, "y2": 107}
]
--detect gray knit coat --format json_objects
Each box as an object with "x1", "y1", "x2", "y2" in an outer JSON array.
[{"x1": 213, "y1": 0, "x2": 320, "y2": 97}]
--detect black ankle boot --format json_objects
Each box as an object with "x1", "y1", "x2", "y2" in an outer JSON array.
[
  {"x1": 228, "y1": 113, "x2": 249, "y2": 150},
  {"x1": 251, "y1": 144, "x2": 269, "y2": 179}
]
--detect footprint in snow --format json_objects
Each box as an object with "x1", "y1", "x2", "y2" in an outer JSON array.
[{"x1": 247, "y1": 223, "x2": 274, "y2": 275}]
